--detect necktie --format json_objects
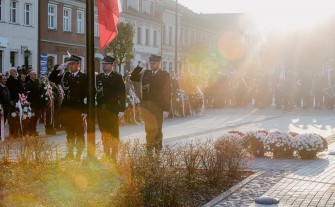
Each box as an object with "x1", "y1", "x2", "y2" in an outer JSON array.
[{"x1": 105, "y1": 74, "x2": 108, "y2": 78}]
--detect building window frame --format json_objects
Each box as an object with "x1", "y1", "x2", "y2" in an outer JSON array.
[
  {"x1": 77, "y1": 10, "x2": 84, "y2": 34},
  {"x1": 94, "y1": 14, "x2": 99, "y2": 37},
  {"x1": 169, "y1": 26, "x2": 173, "y2": 46},
  {"x1": 145, "y1": 29, "x2": 150, "y2": 46},
  {"x1": 24, "y1": 3, "x2": 32, "y2": 26},
  {"x1": 149, "y1": 1, "x2": 154, "y2": 16},
  {"x1": 153, "y1": 30, "x2": 157, "y2": 47},
  {"x1": 137, "y1": 27, "x2": 142, "y2": 45},
  {"x1": 48, "y1": 3, "x2": 57, "y2": 29},
  {"x1": 10, "y1": 0, "x2": 17, "y2": 24},
  {"x1": 0, "y1": 0, "x2": 3, "y2": 21},
  {"x1": 63, "y1": 7, "x2": 72, "y2": 32}
]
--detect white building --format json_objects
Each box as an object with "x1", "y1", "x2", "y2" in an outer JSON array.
[{"x1": 0, "y1": 0, "x2": 38, "y2": 73}]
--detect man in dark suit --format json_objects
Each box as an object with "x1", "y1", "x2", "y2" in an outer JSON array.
[
  {"x1": 50, "y1": 55, "x2": 88, "y2": 161},
  {"x1": 25, "y1": 71, "x2": 43, "y2": 136},
  {"x1": 0, "y1": 74, "x2": 11, "y2": 140},
  {"x1": 96, "y1": 56, "x2": 126, "y2": 160},
  {"x1": 130, "y1": 55, "x2": 171, "y2": 153},
  {"x1": 6, "y1": 67, "x2": 24, "y2": 138}
]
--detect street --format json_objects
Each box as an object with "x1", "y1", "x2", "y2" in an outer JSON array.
[{"x1": 42, "y1": 106, "x2": 335, "y2": 153}]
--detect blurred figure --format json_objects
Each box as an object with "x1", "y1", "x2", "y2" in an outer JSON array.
[{"x1": 6, "y1": 67, "x2": 24, "y2": 138}]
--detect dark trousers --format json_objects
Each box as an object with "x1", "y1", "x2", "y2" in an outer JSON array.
[
  {"x1": 97, "y1": 107, "x2": 119, "y2": 159},
  {"x1": 140, "y1": 102, "x2": 163, "y2": 153},
  {"x1": 61, "y1": 107, "x2": 85, "y2": 159}
]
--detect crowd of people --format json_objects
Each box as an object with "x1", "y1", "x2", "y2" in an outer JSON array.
[
  {"x1": 205, "y1": 66, "x2": 335, "y2": 111},
  {"x1": 1, "y1": 57, "x2": 334, "y2": 160}
]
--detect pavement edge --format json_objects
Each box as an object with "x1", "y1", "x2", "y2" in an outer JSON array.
[{"x1": 202, "y1": 171, "x2": 264, "y2": 207}]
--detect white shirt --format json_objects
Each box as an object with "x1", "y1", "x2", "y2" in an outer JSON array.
[
  {"x1": 71, "y1": 71, "x2": 79, "y2": 77},
  {"x1": 104, "y1": 72, "x2": 112, "y2": 77},
  {"x1": 152, "y1": 69, "x2": 160, "y2": 76}
]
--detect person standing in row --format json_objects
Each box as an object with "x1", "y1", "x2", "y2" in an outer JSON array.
[
  {"x1": 96, "y1": 56, "x2": 126, "y2": 161},
  {"x1": 130, "y1": 55, "x2": 171, "y2": 154},
  {"x1": 25, "y1": 71, "x2": 43, "y2": 136},
  {"x1": 49, "y1": 55, "x2": 88, "y2": 160},
  {"x1": 6, "y1": 67, "x2": 24, "y2": 138}
]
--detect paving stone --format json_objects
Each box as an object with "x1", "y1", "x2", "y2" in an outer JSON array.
[{"x1": 204, "y1": 142, "x2": 335, "y2": 207}]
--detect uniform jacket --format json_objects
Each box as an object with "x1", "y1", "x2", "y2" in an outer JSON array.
[
  {"x1": 96, "y1": 72, "x2": 126, "y2": 113},
  {"x1": 130, "y1": 66, "x2": 171, "y2": 112},
  {"x1": 25, "y1": 79, "x2": 44, "y2": 109},
  {"x1": 0, "y1": 84, "x2": 11, "y2": 114},
  {"x1": 61, "y1": 71, "x2": 88, "y2": 113},
  {"x1": 48, "y1": 68, "x2": 62, "y2": 85},
  {"x1": 6, "y1": 76, "x2": 24, "y2": 101}
]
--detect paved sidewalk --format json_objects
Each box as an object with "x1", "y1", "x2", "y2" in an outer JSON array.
[{"x1": 207, "y1": 141, "x2": 335, "y2": 207}]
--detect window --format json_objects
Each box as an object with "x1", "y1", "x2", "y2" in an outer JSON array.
[
  {"x1": 137, "y1": 27, "x2": 141, "y2": 44},
  {"x1": 48, "y1": 4, "x2": 57, "y2": 29},
  {"x1": 0, "y1": 50, "x2": 3, "y2": 74},
  {"x1": 150, "y1": 1, "x2": 154, "y2": 16},
  {"x1": 10, "y1": 52, "x2": 16, "y2": 67},
  {"x1": 169, "y1": 26, "x2": 173, "y2": 46},
  {"x1": 10, "y1": 1, "x2": 17, "y2": 23},
  {"x1": 153, "y1": 31, "x2": 157, "y2": 47},
  {"x1": 94, "y1": 15, "x2": 99, "y2": 37},
  {"x1": 163, "y1": 25, "x2": 167, "y2": 45},
  {"x1": 77, "y1": 11, "x2": 84, "y2": 34},
  {"x1": 181, "y1": 28, "x2": 185, "y2": 46},
  {"x1": 63, "y1": 8, "x2": 71, "y2": 32},
  {"x1": 0, "y1": 0, "x2": 3, "y2": 21},
  {"x1": 24, "y1": 3, "x2": 31, "y2": 26},
  {"x1": 145, "y1": 29, "x2": 150, "y2": 46}
]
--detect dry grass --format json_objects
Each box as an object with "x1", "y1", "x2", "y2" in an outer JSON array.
[{"x1": 0, "y1": 136, "x2": 250, "y2": 207}]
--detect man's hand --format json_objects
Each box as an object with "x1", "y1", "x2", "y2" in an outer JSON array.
[
  {"x1": 57, "y1": 62, "x2": 68, "y2": 75},
  {"x1": 138, "y1": 61, "x2": 146, "y2": 69},
  {"x1": 163, "y1": 111, "x2": 169, "y2": 119},
  {"x1": 118, "y1": 112, "x2": 124, "y2": 119},
  {"x1": 81, "y1": 113, "x2": 87, "y2": 121},
  {"x1": 83, "y1": 98, "x2": 87, "y2": 104}
]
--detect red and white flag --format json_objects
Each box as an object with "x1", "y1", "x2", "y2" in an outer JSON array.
[{"x1": 97, "y1": 0, "x2": 122, "y2": 50}]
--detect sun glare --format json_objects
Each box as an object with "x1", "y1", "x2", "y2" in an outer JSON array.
[{"x1": 249, "y1": 1, "x2": 335, "y2": 32}]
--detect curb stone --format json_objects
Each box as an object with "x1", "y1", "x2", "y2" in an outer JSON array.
[{"x1": 202, "y1": 171, "x2": 263, "y2": 207}]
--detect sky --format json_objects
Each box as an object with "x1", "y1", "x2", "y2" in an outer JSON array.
[{"x1": 177, "y1": 0, "x2": 335, "y2": 14}]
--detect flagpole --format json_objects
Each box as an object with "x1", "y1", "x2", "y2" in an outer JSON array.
[
  {"x1": 86, "y1": 0, "x2": 96, "y2": 159},
  {"x1": 174, "y1": 0, "x2": 178, "y2": 74}
]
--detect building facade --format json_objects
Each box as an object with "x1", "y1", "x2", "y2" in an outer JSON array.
[
  {"x1": 40, "y1": 0, "x2": 104, "y2": 75},
  {"x1": 0, "y1": 0, "x2": 38, "y2": 73},
  {"x1": 122, "y1": 0, "x2": 220, "y2": 76}
]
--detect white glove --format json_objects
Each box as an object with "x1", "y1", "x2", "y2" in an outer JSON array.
[
  {"x1": 118, "y1": 112, "x2": 124, "y2": 119},
  {"x1": 83, "y1": 98, "x2": 87, "y2": 104},
  {"x1": 81, "y1": 113, "x2": 87, "y2": 121},
  {"x1": 163, "y1": 111, "x2": 169, "y2": 119},
  {"x1": 57, "y1": 62, "x2": 68, "y2": 75},
  {"x1": 138, "y1": 61, "x2": 146, "y2": 69}
]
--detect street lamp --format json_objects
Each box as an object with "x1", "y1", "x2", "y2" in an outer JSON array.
[{"x1": 23, "y1": 48, "x2": 31, "y2": 73}]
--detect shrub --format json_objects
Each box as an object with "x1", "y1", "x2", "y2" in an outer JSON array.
[
  {"x1": 292, "y1": 133, "x2": 326, "y2": 159},
  {"x1": 214, "y1": 136, "x2": 248, "y2": 178},
  {"x1": 243, "y1": 130, "x2": 268, "y2": 157},
  {"x1": 264, "y1": 131, "x2": 294, "y2": 158}
]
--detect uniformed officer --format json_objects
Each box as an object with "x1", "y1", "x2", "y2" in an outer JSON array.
[
  {"x1": 49, "y1": 55, "x2": 88, "y2": 161},
  {"x1": 130, "y1": 55, "x2": 171, "y2": 153},
  {"x1": 96, "y1": 56, "x2": 126, "y2": 160}
]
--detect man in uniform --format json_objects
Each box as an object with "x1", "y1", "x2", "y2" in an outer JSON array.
[
  {"x1": 49, "y1": 55, "x2": 88, "y2": 160},
  {"x1": 96, "y1": 56, "x2": 126, "y2": 161},
  {"x1": 130, "y1": 55, "x2": 171, "y2": 153}
]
